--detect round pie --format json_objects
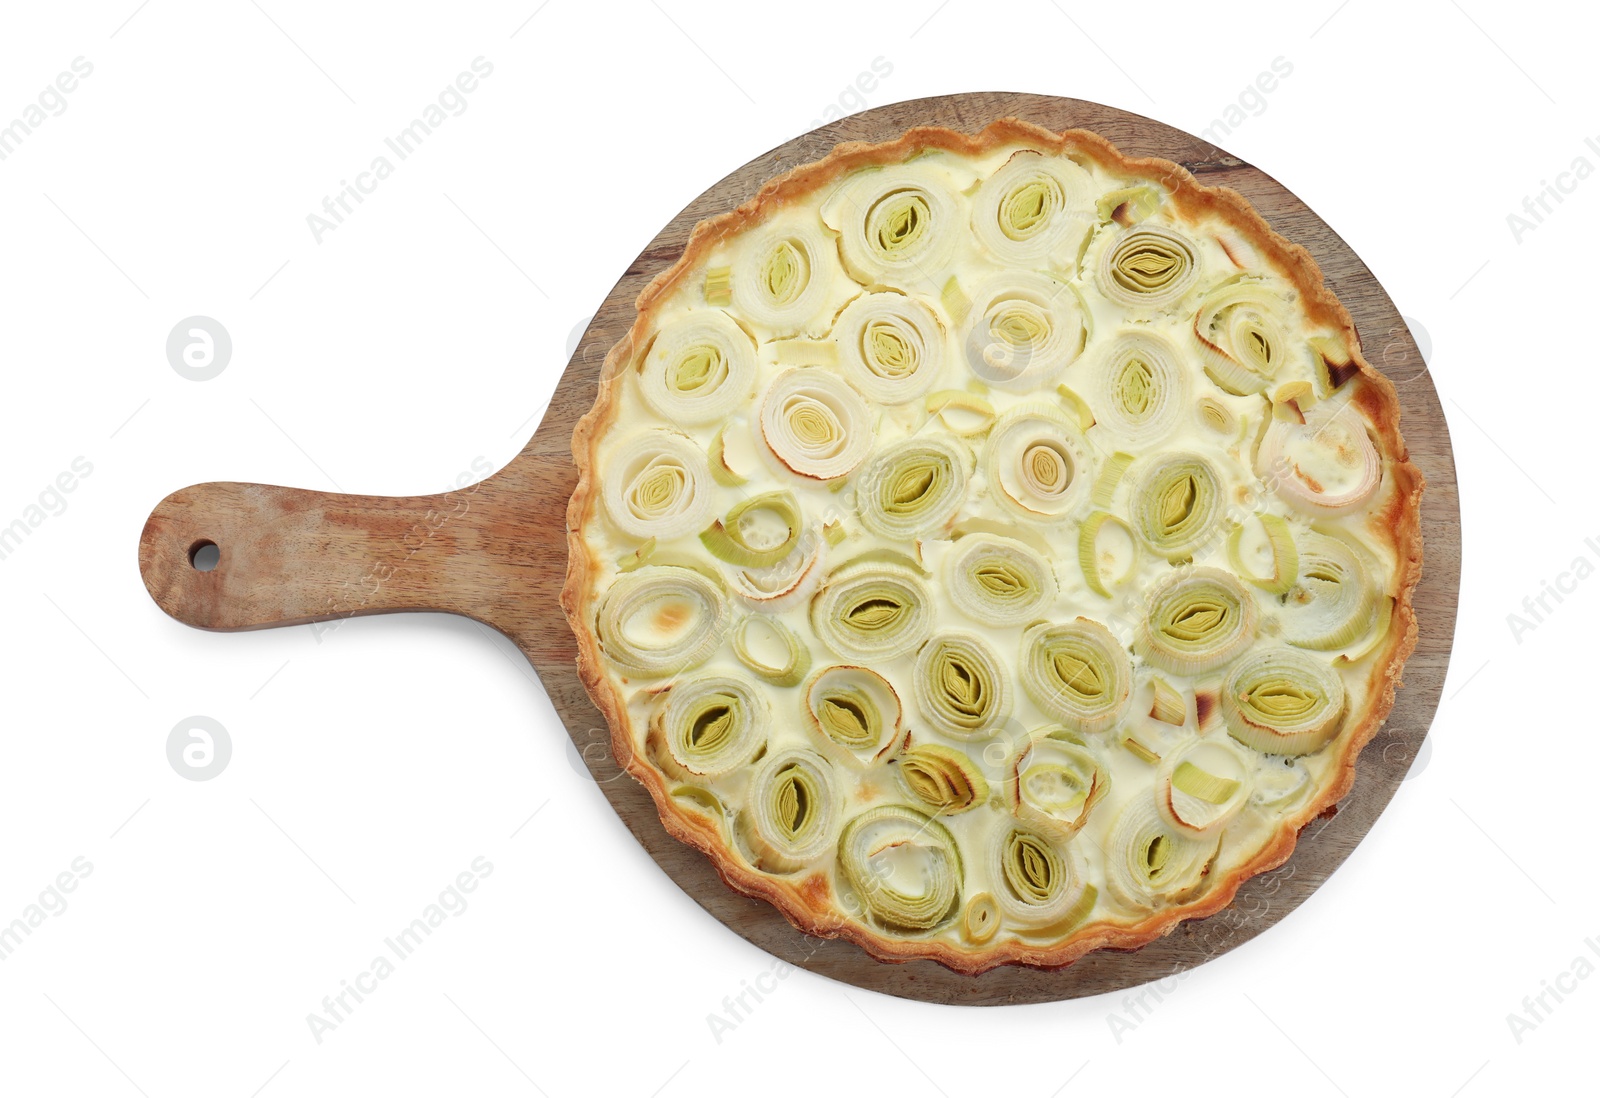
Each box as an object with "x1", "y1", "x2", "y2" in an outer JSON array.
[{"x1": 561, "y1": 119, "x2": 1424, "y2": 973}]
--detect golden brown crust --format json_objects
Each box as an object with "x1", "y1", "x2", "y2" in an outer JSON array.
[{"x1": 560, "y1": 118, "x2": 1425, "y2": 975}]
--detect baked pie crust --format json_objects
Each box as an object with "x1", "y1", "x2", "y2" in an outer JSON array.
[{"x1": 560, "y1": 119, "x2": 1423, "y2": 974}]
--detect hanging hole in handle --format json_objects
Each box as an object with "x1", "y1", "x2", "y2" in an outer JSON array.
[{"x1": 189, "y1": 540, "x2": 220, "y2": 572}]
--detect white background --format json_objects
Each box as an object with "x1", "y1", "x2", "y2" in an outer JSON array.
[{"x1": 0, "y1": 1, "x2": 1592, "y2": 1095}]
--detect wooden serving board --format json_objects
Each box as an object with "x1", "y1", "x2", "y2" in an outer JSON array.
[{"x1": 139, "y1": 92, "x2": 1459, "y2": 1005}]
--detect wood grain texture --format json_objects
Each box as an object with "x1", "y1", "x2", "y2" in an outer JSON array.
[{"x1": 139, "y1": 93, "x2": 1459, "y2": 1005}]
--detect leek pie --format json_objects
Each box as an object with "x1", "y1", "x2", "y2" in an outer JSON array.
[{"x1": 562, "y1": 120, "x2": 1423, "y2": 973}]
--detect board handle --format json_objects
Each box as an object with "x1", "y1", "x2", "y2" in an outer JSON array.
[{"x1": 139, "y1": 478, "x2": 549, "y2": 633}]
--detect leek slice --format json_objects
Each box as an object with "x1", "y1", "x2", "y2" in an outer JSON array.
[
  {"x1": 699, "y1": 491, "x2": 802, "y2": 568},
  {"x1": 1222, "y1": 646, "x2": 1347, "y2": 756},
  {"x1": 707, "y1": 425, "x2": 749, "y2": 487},
  {"x1": 1192, "y1": 279, "x2": 1302, "y2": 396},
  {"x1": 1336, "y1": 595, "x2": 1395, "y2": 667},
  {"x1": 1197, "y1": 396, "x2": 1237, "y2": 436},
  {"x1": 1097, "y1": 224, "x2": 1201, "y2": 310},
  {"x1": 1259, "y1": 398, "x2": 1382, "y2": 516},
  {"x1": 744, "y1": 748, "x2": 838, "y2": 873},
  {"x1": 1135, "y1": 567, "x2": 1259, "y2": 676},
  {"x1": 972, "y1": 150, "x2": 1095, "y2": 267},
  {"x1": 732, "y1": 615, "x2": 811, "y2": 688},
  {"x1": 963, "y1": 892, "x2": 1000, "y2": 944},
  {"x1": 1078, "y1": 510, "x2": 1138, "y2": 597},
  {"x1": 639, "y1": 311, "x2": 757, "y2": 425},
  {"x1": 823, "y1": 164, "x2": 962, "y2": 287},
  {"x1": 1105, "y1": 795, "x2": 1216, "y2": 910},
  {"x1": 1148, "y1": 676, "x2": 1186, "y2": 726},
  {"x1": 1009, "y1": 733, "x2": 1107, "y2": 838},
  {"x1": 1158, "y1": 739, "x2": 1251, "y2": 834},
  {"x1": 617, "y1": 537, "x2": 657, "y2": 573},
  {"x1": 944, "y1": 533, "x2": 1054, "y2": 627},
  {"x1": 730, "y1": 223, "x2": 834, "y2": 335},
  {"x1": 1020, "y1": 619, "x2": 1132, "y2": 735},
  {"x1": 1055, "y1": 383, "x2": 1097, "y2": 432},
  {"x1": 811, "y1": 560, "x2": 934, "y2": 661},
  {"x1": 832, "y1": 291, "x2": 945, "y2": 404},
  {"x1": 601, "y1": 430, "x2": 715, "y2": 541},
  {"x1": 984, "y1": 404, "x2": 1093, "y2": 520},
  {"x1": 898, "y1": 743, "x2": 990, "y2": 813},
  {"x1": 913, "y1": 631, "x2": 1012, "y2": 740},
  {"x1": 1280, "y1": 529, "x2": 1381, "y2": 650},
  {"x1": 855, "y1": 436, "x2": 970, "y2": 539},
  {"x1": 703, "y1": 266, "x2": 732, "y2": 306},
  {"x1": 1131, "y1": 451, "x2": 1224, "y2": 561},
  {"x1": 1090, "y1": 329, "x2": 1190, "y2": 447},
  {"x1": 804, "y1": 665, "x2": 901, "y2": 763},
  {"x1": 729, "y1": 526, "x2": 827, "y2": 612},
  {"x1": 961, "y1": 272, "x2": 1086, "y2": 391},
  {"x1": 758, "y1": 367, "x2": 874, "y2": 480},
  {"x1": 1090, "y1": 451, "x2": 1135, "y2": 509},
  {"x1": 993, "y1": 825, "x2": 1087, "y2": 930},
  {"x1": 1227, "y1": 512, "x2": 1299, "y2": 595},
  {"x1": 925, "y1": 390, "x2": 996, "y2": 436},
  {"x1": 838, "y1": 805, "x2": 962, "y2": 932},
  {"x1": 594, "y1": 566, "x2": 729, "y2": 677},
  {"x1": 650, "y1": 675, "x2": 768, "y2": 779}
]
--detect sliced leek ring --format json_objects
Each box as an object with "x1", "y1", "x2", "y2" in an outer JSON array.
[
  {"x1": 1280, "y1": 529, "x2": 1382, "y2": 650},
  {"x1": 639, "y1": 311, "x2": 757, "y2": 424},
  {"x1": 832, "y1": 291, "x2": 945, "y2": 404},
  {"x1": 1020, "y1": 619, "x2": 1132, "y2": 735},
  {"x1": 699, "y1": 491, "x2": 802, "y2": 568},
  {"x1": 729, "y1": 526, "x2": 828, "y2": 612},
  {"x1": 913, "y1": 630, "x2": 1012, "y2": 740},
  {"x1": 601, "y1": 430, "x2": 715, "y2": 541},
  {"x1": 1193, "y1": 278, "x2": 1300, "y2": 395},
  {"x1": 1097, "y1": 223, "x2": 1201, "y2": 310},
  {"x1": 963, "y1": 892, "x2": 1000, "y2": 944},
  {"x1": 811, "y1": 560, "x2": 934, "y2": 662},
  {"x1": 594, "y1": 566, "x2": 729, "y2": 677},
  {"x1": 1157, "y1": 738, "x2": 1251, "y2": 834},
  {"x1": 992, "y1": 825, "x2": 1087, "y2": 930},
  {"x1": 1259, "y1": 398, "x2": 1382, "y2": 516},
  {"x1": 838, "y1": 805, "x2": 963, "y2": 932},
  {"x1": 650, "y1": 675, "x2": 768, "y2": 779},
  {"x1": 822, "y1": 164, "x2": 963, "y2": 287},
  {"x1": 944, "y1": 533, "x2": 1055, "y2": 626},
  {"x1": 1135, "y1": 567, "x2": 1259, "y2": 676},
  {"x1": 1105, "y1": 795, "x2": 1217, "y2": 910},
  {"x1": 804, "y1": 664, "x2": 901, "y2": 763},
  {"x1": 744, "y1": 748, "x2": 839, "y2": 873},
  {"x1": 1131, "y1": 451, "x2": 1224, "y2": 561},
  {"x1": 732, "y1": 615, "x2": 811, "y2": 687},
  {"x1": 1090, "y1": 329, "x2": 1189, "y2": 447},
  {"x1": 758, "y1": 367, "x2": 874, "y2": 481},
  {"x1": 1009, "y1": 732, "x2": 1108, "y2": 839},
  {"x1": 1078, "y1": 510, "x2": 1138, "y2": 597},
  {"x1": 961, "y1": 272, "x2": 1086, "y2": 392},
  {"x1": 1222, "y1": 646, "x2": 1347, "y2": 756},
  {"x1": 972, "y1": 149, "x2": 1095, "y2": 267},
  {"x1": 897, "y1": 742, "x2": 990, "y2": 813},
  {"x1": 1227, "y1": 511, "x2": 1300, "y2": 595},
  {"x1": 730, "y1": 222, "x2": 834, "y2": 335},
  {"x1": 855, "y1": 435, "x2": 970, "y2": 539},
  {"x1": 984, "y1": 404, "x2": 1093, "y2": 520}
]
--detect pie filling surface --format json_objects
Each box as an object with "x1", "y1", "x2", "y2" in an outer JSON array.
[{"x1": 562, "y1": 120, "x2": 1423, "y2": 973}]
